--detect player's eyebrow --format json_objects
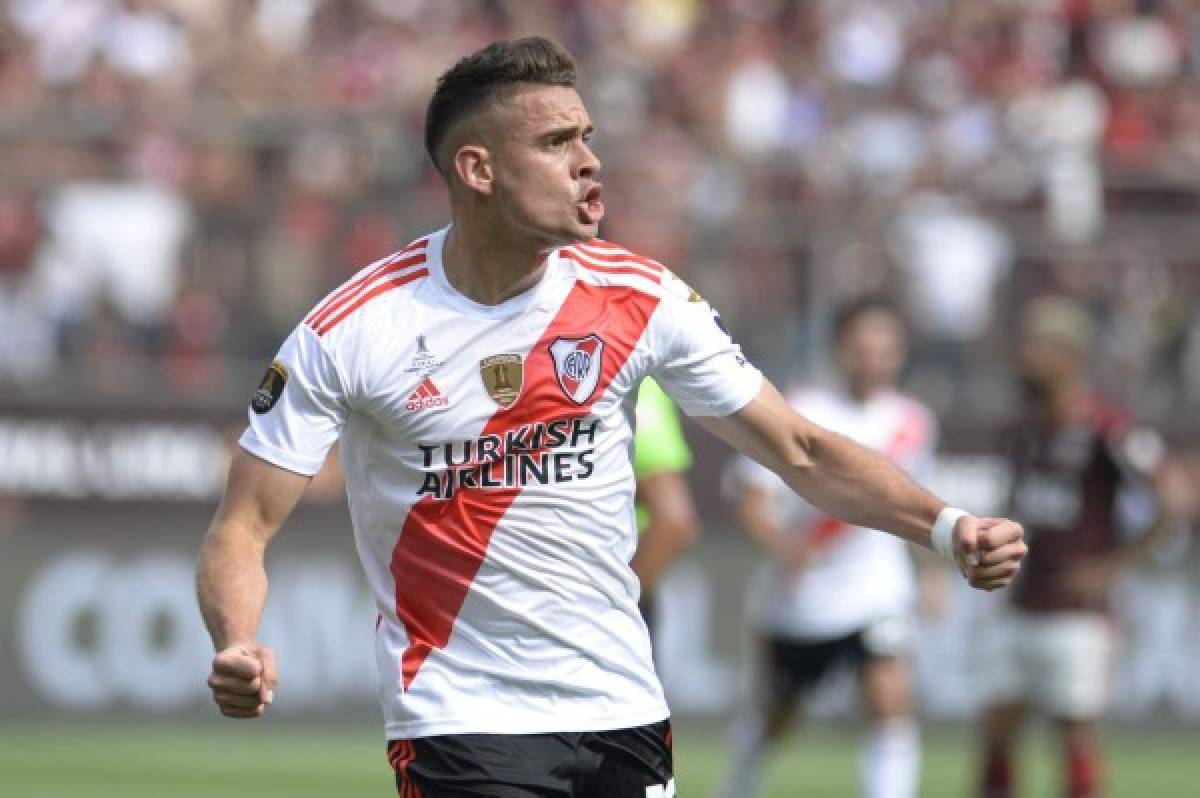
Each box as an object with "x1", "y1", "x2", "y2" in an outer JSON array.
[{"x1": 540, "y1": 123, "x2": 593, "y2": 141}]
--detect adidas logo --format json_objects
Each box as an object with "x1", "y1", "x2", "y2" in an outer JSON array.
[{"x1": 405, "y1": 377, "x2": 449, "y2": 412}]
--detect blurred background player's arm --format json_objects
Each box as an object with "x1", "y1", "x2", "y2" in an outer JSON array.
[
  {"x1": 1065, "y1": 448, "x2": 1198, "y2": 601},
  {"x1": 196, "y1": 448, "x2": 310, "y2": 718},
  {"x1": 735, "y1": 485, "x2": 812, "y2": 572},
  {"x1": 630, "y1": 379, "x2": 700, "y2": 592},
  {"x1": 725, "y1": 454, "x2": 820, "y2": 574}
]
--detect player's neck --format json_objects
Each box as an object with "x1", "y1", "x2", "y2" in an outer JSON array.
[{"x1": 442, "y1": 220, "x2": 554, "y2": 306}]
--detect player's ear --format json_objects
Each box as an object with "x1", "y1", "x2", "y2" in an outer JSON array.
[{"x1": 453, "y1": 145, "x2": 493, "y2": 196}]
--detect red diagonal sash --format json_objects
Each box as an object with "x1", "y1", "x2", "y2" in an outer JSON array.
[{"x1": 389, "y1": 282, "x2": 660, "y2": 689}]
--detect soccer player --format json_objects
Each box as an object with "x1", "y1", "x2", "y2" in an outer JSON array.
[
  {"x1": 713, "y1": 296, "x2": 938, "y2": 798},
  {"x1": 630, "y1": 377, "x2": 699, "y2": 627},
  {"x1": 195, "y1": 37, "x2": 1025, "y2": 798},
  {"x1": 975, "y1": 297, "x2": 1193, "y2": 798}
]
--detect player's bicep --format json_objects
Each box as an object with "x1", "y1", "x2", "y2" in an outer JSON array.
[
  {"x1": 211, "y1": 447, "x2": 312, "y2": 547},
  {"x1": 694, "y1": 380, "x2": 820, "y2": 476}
]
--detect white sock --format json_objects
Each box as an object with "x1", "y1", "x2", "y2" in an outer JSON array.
[
  {"x1": 860, "y1": 717, "x2": 920, "y2": 798},
  {"x1": 712, "y1": 710, "x2": 770, "y2": 798}
]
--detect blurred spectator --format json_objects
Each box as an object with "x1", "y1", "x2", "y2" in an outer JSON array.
[
  {"x1": 887, "y1": 189, "x2": 1013, "y2": 409},
  {"x1": 33, "y1": 138, "x2": 191, "y2": 353},
  {"x1": 0, "y1": 189, "x2": 58, "y2": 383},
  {"x1": 0, "y1": 0, "x2": 1195, "y2": 427}
]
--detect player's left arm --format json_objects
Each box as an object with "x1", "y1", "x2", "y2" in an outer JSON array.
[
  {"x1": 631, "y1": 470, "x2": 700, "y2": 591},
  {"x1": 694, "y1": 380, "x2": 1026, "y2": 590}
]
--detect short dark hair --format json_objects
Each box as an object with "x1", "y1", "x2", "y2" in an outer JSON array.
[
  {"x1": 424, "y1": 37, "x2": 578, "y2": 175},
  {"x1": 831, "y1": 294, "x2": 905, "y2": 343}
]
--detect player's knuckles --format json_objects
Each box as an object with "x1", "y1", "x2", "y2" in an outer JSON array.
[
  {"x1": 973, "y1": 562, "x2": 1018, "y2": 583},
  {"x1": 213, "y1": 658, "x2": 259, "y2": 680},
  {"x1": 208, "y1": 674, "x2": 260, "y2": 693},
  {"x1": 214, "y1": 690, "x2": 263, "y2": 708},
  {"x1": 982, "y1": 542, "x2": 1026, "y2": 566},
  {"x1": 997, "y1": 521, "x2": 1023, "y2": 544}
]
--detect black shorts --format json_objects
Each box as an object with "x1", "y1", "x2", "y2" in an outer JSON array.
[
  {"x1": 763, "y1": 618, "x2": 910, "y2": 704},
  {"x1": 386, "y1": 719, "x2": 674, "y2": 797}
]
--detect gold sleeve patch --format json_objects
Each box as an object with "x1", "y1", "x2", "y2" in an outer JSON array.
[{"x1": 251, "y1": 360, "x2": 289, "y2": 414}]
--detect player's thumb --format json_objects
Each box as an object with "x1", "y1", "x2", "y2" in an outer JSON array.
[
  {"x1": 954, "y1": 515, "x2": 981, "y2": 572},
  {"x1": 256, "y1": 646, "x2": 278, "y2": 706}
]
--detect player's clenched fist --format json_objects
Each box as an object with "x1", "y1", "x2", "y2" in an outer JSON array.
[
  {"x1": 207, "y1": 643, "x2": 277, "y2": 719},
  {"x1": 954, "y1": 516, "x2": 1026, "y2": 591}
]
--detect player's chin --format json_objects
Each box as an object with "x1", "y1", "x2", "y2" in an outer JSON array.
[{"x1": 541, "y1": 219, "x2": 599, "y2": 246}]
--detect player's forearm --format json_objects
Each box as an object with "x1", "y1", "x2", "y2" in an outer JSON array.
[
  {"x1": 781, "y1": 425, "x2": 944, "y2": 548},
  {"x1": 196, "y1": 521, "x2": 270, "y2": 650}
]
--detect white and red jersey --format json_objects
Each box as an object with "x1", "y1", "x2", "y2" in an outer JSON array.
[
  {"x1": 727, "y1": 385, "x2": 937, "y2": 640},
  {"x1": 240, "y1": 227, "x2": 762, "y2": 739}
]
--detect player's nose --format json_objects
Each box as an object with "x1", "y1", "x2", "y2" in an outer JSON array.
[{"x1": 577, "y1": 141, "x2": 601, "y2": 179}]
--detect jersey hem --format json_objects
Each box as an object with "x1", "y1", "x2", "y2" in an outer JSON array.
[
  {"x1": 238, "y1": 434, "x2": 324, "y2": 477},
  {"x1": 680, "y1": 370, "x2": 764, "y2": 418},
  {"x1": 382, "y1": 705, "x2": 671, "y2": 740}
]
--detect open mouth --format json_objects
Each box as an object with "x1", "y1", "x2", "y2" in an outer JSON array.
[{"x1": 577, "y1": 185, "x2": 604, "y2": 225}]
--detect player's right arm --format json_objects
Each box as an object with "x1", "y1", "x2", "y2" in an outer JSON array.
[{"x1": 196, "y1": 449, "x2": 311, "y2": 718}]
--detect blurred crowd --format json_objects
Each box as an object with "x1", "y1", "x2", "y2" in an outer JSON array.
[{"x1": 2, "y1": 0, "x2": 1200, "y2": 424}]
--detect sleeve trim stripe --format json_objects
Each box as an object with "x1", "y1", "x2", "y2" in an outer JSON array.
[
  {"x1": 311, "y1": 267, "x2": 429, "y2": 336},
  {"x1": 304, "y1": 237, "x2": 429, "y2": 327},
  {"x1": 238, "y1": 436, "x2": 324, "y2": 477},
  {"x1": 571, "y1": 241, "x2": 665, "y2": 273},
  {"x1": 561, "y1": 249, "x2": 663, "y2": 285}
]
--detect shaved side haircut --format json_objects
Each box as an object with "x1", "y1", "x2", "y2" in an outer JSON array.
[{"x1": 424, "y1": 36, "x2": 578, "y2": 176}]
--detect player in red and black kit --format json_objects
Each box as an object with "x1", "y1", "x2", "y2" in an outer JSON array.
[{"x1": 975, "y1": 298, "x2": 1195, "y2": 798}]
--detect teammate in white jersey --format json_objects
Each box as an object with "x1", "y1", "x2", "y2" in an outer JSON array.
[
  {"x1": 195, "y1": 37, "x2": 1025, "y2": 798},
  {"x1": 713, "y1": 297, "x2": 938, "y2": 798}
]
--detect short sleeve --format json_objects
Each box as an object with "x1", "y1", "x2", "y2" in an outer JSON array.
[
  {"x1": 238, "y1": 325, "x2": 349, "y2": 476},
  {"x1": 649, "y1": 289, "x2": 763, "y2": 418},
  {"x1": 633, "y1": 378, "x2": 692, "y2": 478}
]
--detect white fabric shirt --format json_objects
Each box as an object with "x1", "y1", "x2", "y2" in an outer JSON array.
[
  {"x1": 240, "y1": 227, "x2": 762, "y2": 738},
  {"x1": 728, "y1": 385, "x2": 936, "y2": 639}
]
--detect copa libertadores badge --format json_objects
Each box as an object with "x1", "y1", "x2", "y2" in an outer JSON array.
[{"x1": 251, "y1": 360, "x2": 288, "y2": 414}]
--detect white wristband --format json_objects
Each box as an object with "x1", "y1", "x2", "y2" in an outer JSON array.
[{"x1": 931, "y1": 506, "x2": 968, "y2": 563}]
